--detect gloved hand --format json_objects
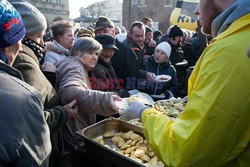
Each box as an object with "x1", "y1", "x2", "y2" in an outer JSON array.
[{"x1": 122, "y1": 101, "x2": 148, "y2": 119}]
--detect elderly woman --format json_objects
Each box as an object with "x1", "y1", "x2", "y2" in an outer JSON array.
[
  {"x1": 142, "y1": 41, "x2": 178, "y2": 99},
  {"x1": 55, "y1": 37, "x2": 120, "y2": 150},
  {"x1": 43, "y1": 20, "x2": 74, "y2": 64}
]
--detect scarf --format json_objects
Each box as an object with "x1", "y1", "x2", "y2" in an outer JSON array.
[{"x1": 22, "y1": 37, "x2": 46, "y2": 64}]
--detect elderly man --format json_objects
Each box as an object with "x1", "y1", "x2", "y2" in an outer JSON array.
[
  {"x1": 123, "y1": 21, "x2": 155, "y2": 82},
  {"x1": 94, "y1": 17, "x2": 155, "y2": 89},
  {"x1": 94, "y1": 16, "x2": 138, "y2": 89},
  {"x1": 123, "y1": 0, "x2": 250, "y2": 166}
]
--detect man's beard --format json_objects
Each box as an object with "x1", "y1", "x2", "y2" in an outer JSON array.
[{"x1": 201, "y1": 0, "x2": 221, "y2": 35}]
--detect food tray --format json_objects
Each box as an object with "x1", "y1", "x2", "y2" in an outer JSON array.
[{"x1": 76, "y1": 118, "x2": 151, "y2": 167}]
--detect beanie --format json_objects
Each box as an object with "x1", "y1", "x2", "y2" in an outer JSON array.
[
  {"x1": 0, "y1": 0, "x2": 26, "y2": 48},
  {"x1": 155, "y1": 42, "x2": 171, "y2": 58},
  {"x1": 94, "y1": 16, "x2": 114, "y2": 32},
  {"x1": 9, "y1": 0, "x2": 47, "y2": 37},
  {"x1": 168, "y1": 25, "x2": 183, "y2": 38}
]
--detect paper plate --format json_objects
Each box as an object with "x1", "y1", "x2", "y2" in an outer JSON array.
[{"x1": 155, "y1": 75, "x2": 172, "y2": 82}]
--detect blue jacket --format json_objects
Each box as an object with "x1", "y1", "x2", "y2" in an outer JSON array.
[{"x1": 142, "y1": 56, "x2": 178, "y2": 98}]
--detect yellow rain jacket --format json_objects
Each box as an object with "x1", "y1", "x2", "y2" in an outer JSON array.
[{"x1": 141, "y1": 14, "x2": 250, "y2": 167}]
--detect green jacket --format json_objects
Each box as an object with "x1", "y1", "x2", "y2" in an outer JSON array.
[{"x1": 13, "y1": 44, "x2": 67, "y2": 133}]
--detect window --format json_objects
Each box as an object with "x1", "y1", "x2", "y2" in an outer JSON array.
[{"x1": 132, "y1": 0, "x2": 145, "y2": 6}]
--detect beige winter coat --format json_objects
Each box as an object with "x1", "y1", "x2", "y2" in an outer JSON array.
[{"x1": 55, "y1": 56, "x2": 115, "y2": 147}]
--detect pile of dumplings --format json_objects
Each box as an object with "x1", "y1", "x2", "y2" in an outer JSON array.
[
  {"x1": 153, "y1": 97, "x2": 185, "y2": 117},
  {"x1": 93, "y1": 130, "x2": 164, "y2": 166}
]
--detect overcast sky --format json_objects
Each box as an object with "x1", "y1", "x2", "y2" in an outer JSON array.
[{"x1": 69, "y1": 0, "x2": 105, "y2": 19}]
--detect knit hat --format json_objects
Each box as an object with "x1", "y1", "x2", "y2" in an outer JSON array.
[
  {"x1": 155, "y1": 42, "x2": 171, "y2": 58},
  {"x1": 94, "y1": 16, "x2": 114, "y2": 32},
  {"x1": 95, "y1": 34, "x2": 118, "y2": 51},
  {"x1": 9, "y1": 0, "x2": 47, "y2": 37},
  {"x1": 0, "y1": 0, "x2": 26, "y2": 48},
  {"x1": 168, "y1": 25, "x2": 183, "y2": 38}
]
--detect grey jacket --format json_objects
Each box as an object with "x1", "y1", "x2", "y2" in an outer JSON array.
[
  {"x1": 55, "y1": 57, "x2": 116, "y2": 147},
  {"x1": 0, "y1": 61, "x2": 51, "y2": 166}
]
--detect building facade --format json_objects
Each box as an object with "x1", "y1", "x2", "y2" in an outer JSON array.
[
  {"x1": 79, "y1": 0, "x2": 123, "y2": 26},
  {"x1": 102, "y1": 0, "x2": 123, "y2": 25},
  {"x1": 26, "y1": 0, "x2": 70, "y2": 24},
  {"x1": 123, "y1": 0, "x2": 176, "y2": 32}
]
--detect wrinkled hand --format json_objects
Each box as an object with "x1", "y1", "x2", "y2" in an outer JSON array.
[
  {"x1": 110, "y1": 94, "x2": 122, "y2": 112},
  {"x1": 146, "y1": 72, "x2": 156, "y2": 83},
  {"x1": 63, "y1": 99, "x2": 78, "y2": 119},
  {"x1": 124, "y1": 101, "x2": 148, "y2": 119}
]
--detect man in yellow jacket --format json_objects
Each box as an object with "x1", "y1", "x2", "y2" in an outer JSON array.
[{"x1": 124, "y1": 0, "x2": 250, "y2": 166}]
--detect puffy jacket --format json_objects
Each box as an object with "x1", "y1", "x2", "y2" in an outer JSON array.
[
  {"x1": 44, "y1": 40, "x2": 69, "y2": 64},
  {"x1": 141, "y1": 14, "x2": 250, "y2": 167}
]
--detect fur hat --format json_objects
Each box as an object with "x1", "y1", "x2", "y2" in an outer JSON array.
[
  {"x1": 77, "y1": 28, "x2": 94, "y2": 38},
  {"x1": 155, "y1": 42, "x2": 171, "y2": 58},
  {"x1": 9, "y1": 0, "x2": 47, "y2": 36},
  {"x1": 0, "y1": 0, "x2": 26, "y2": 48},
  {"x1": 168, "y1": 25, "x2": 183, "y2": 38},
  {"x1": 94, "y1": 16, "x2": 114, "y2": 32}
]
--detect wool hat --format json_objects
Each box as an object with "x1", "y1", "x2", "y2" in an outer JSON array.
[
  {"x1": 0, "y1": 0, "x2": 26, "y2": 48},
  {"x1": 9, "y1": 0, "x2": 47, "y2": 37},
  {"x1": 155, "y1": 42, "x2": 171, "y2": 58},
  {"x1": 153, "y1": 30, "x2": 162, "y2": 39},
  {"x1": 168, "y1": 25, "x2": 183, "y2": 38},
  {"x1": 95, "y1": 34, "x2": 118, "y2": 51},
  {"x1": 94, "y1": 16, "x2": 114, "y2": 32}
]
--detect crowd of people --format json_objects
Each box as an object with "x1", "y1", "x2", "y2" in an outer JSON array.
[{"x1": 0, "y1": 0, "x2": 249, "y2": 166}]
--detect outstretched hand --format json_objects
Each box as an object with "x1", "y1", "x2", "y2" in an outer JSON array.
[{"x1": 110, "y1": 94, "x2": 122, "y2": 112}]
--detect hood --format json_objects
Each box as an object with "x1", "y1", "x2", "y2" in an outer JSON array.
[{"x1": 212, "y1": 0, "x2": 250, "y2": 37}]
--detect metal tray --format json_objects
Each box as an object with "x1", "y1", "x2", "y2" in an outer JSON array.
[{"x1": 76, "y1": 118, "x2": 148, "y2": 167}]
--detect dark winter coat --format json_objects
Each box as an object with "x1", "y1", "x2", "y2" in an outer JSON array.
[
  {"x1": 123, "y1": 36, "x2": 147, "y2": 79},
  {"x1": 111, "y1": 39, "x2": 138, "y2": 89},
  {"x1": 167, "y1": 40, "x2": 187, "y2": 90},
  {"x1": 142, "y1": 57, "x2": 178, "y2": 98},
  {"x1": 89, "y1": 58, "x2": 129, "y2": 98}
]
